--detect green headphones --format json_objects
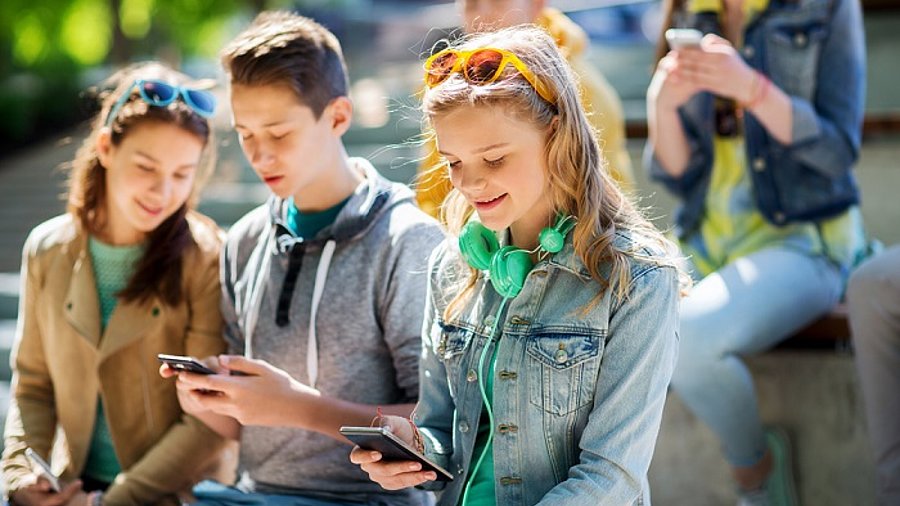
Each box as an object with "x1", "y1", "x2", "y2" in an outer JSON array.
[{"x1": 459, "y1": 214, "x2": 576, "y2": 298}]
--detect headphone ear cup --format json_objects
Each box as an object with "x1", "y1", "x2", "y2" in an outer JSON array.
[
  {"x1": 538, "y1": 227, "x2": 565, "y2": 254},
  {"x1": 459, "y1": 221, "x2": 500, "y2": 271},
  {"x1": 490, "y1": 246, "x2": 533, "y2": 299}
]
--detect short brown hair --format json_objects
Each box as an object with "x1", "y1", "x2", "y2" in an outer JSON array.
[{"x1": 221, "y1": 11, "x2": 349, "y2": 118}]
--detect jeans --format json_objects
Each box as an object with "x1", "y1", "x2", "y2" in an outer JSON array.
[
  {"x1": 670, "y1": 247, "x2": 842, "y2": 466},
  {"x1": 847, "y1": 245, "x2": 900, "y2": 505},
  {"x1": 190, "y1": 480, "x2": 433, "y2": 506}
]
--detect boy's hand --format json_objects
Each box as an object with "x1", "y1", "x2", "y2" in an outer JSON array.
[
  {"x1": 175, "y1": 355, "x2": 321, "y2": 427},
  {"x1": 159, "y1": 356, "x2": 224, "y2": 416},
  {"x1": 349, "y1": 415, "x2": 437, "y2": 490},
  {"x1": 10, "y1": 477, "x2": 82, "y2": 506}
]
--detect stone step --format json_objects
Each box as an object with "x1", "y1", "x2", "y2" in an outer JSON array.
[
  {"x1": 0, "y1": 272, "x2": 18, "y2": 321},
  {"x1": 0, "y1": 379, "x2": 9, "y2": 457},
  {"x1": 0, "y1": 319, "x2": 13, "y2": 382}
]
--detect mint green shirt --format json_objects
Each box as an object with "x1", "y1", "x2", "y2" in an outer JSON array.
[
  {"x1": 463, "y1": 347, "x2": 498, "y2": 506},
  {"x1": 83, "y1": 237, "x2": 143, "y2": 483}
]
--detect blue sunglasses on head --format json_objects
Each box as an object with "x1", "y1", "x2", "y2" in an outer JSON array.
[{"x1": 105, "y1": 79, "x2": 216, "y2": 127}]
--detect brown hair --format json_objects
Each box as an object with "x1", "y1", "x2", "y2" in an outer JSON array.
[
  {"x1": 67, "y1": 61, "x2": 215, "y2": 307},
  {"x1": 220, "y1": 11, "x2": 349, "y2": 118},
  {"x1": 655, "y1": 0, "x2": 688, "y2": 62}
]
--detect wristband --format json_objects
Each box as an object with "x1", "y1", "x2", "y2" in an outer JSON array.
[
  {"x1": 90, "y1": 491, "x2": 104, "y2": 506},
  {"x1": 743, "y1": 72, "x2": 770, "y2": 109}
]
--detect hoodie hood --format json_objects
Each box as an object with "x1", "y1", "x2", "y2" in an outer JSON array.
[{"x1": 267, "y1": 157, "x2": 416, "y2": 251}]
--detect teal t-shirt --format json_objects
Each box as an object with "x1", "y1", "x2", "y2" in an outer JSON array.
[
  {"x1": 285, "y1": 196, "x2": 351, "y2": 239},
  {"x1": 83, "y1": 237, "x2": 143, "y2": 483},
  {"x1": 462, "y1": 346, "x2": 498, "y2": 506}
]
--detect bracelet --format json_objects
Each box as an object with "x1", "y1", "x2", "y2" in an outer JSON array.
[
  {"x1": 89, "y1": 491, "x2": 104, "y2": 506},
  {"x1": 743, "y1": 72, "x2": 770, "y2": 110}
]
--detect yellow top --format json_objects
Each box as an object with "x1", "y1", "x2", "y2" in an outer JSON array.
[{"x1": 415, "y1": 8, "x2": 634, "y2": 220}]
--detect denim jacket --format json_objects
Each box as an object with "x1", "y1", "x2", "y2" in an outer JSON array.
[
  {"x1": 414, "y1": 231, "x2": 680, "y2": 505},
  {"x1": 644, "y1": 0, "x2": 866, "y2": 238}
]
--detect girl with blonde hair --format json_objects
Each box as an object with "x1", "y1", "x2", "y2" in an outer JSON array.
[{"x1": 352, "y1": 25, "x2": 684, "y2": 505}]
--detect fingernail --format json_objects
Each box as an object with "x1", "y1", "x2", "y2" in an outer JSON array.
[
  {"x1": 408, "y1": 463, "x2": 421, "y2": 471},
  {"x1": 370, "y1": 451, "x2": 380, "y2": 459},
  {"x1": 426, "y1": 472, "x2": 437, "y2": 480}
]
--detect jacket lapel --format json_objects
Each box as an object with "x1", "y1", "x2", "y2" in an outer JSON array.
[
  {"x1": 99, "y1": 296, "x2": 164, "y2": 362},
  {"x1": 64, "y1": 243, "x2": 102, "y2": 348}
]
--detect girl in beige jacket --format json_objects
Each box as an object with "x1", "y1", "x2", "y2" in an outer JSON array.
[{"x1": 2, "y1": 62, "x2": 229, "y2": 506}]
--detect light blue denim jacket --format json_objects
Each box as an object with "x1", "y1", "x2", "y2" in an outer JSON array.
[
  {"x1": 413, "y1": 230, "x2": 680, "y2": 505},
  {"x1": 644, "y1": 0, "x2": 866, "y2": 238}
]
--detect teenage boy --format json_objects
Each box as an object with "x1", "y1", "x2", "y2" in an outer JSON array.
[
  {"x1": 415, "y1": 0, "x2": 634, "y2": 218},
  {"x1": 165, "y1": 11, "x2": 442, "y2": 505}
]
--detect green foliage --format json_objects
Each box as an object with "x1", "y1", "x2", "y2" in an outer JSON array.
[{"x1": 0, "y1": 0, "x2": 296, "y2": 153}]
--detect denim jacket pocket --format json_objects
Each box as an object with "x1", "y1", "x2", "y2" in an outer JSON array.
[
  {"x1": 766, "y1": 22, "x2": 827, "y2": 101},
  {"x1": 526, "y1": 329, "x2": 604, "y2": 415}
]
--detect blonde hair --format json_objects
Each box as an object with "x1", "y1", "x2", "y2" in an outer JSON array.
[{"x1": 421, "y1": 25, "x2": 683, "y2": 319}]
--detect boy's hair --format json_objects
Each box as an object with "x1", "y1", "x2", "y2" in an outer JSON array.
[
  {"x1": 68, "y1": 61, "x2": 215, "y2": 307},
  {"x1": 221, "y1": 11, "x2": 349, "y2": 118},
  {"x1": 422, "y1": 26, "x2": 684, "y2": 315}
]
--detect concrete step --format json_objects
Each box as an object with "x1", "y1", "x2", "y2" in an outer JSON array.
[
  {"x1": 649, "y1": 351, "x2": 875, "y2": 506},
  {"x1": 1, "y1": 319, "x2": 14, "y2": 382},
  {"x1": 0, "y1": 379, "x2": 9, "y2": 458},
  {"x1": 0, "y1": 272, "x2": 18, "y2": 321}
]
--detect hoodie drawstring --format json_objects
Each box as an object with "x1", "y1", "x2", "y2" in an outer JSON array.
[{"x1": 307, "y1": 239, "x2": 336, "y2": 388}]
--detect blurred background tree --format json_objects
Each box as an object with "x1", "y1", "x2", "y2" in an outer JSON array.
[{"x1": 0, "y1": 0, "x2": 279, "y2": 155}]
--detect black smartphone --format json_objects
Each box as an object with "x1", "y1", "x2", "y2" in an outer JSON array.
[
  {"x1": 157, "y1": 354, "x2": 217, "y2": 375},
  {"x1": 340, "y1": 426, "x2": 454, "y2": 481}
]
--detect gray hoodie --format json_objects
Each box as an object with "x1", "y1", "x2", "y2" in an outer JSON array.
[{"x1": 220, "y1": 158, "x2": 444, "y2": 502}]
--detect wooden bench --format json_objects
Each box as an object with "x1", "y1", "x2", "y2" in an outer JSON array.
[{"x1": 777, "y1": 303, "x2": 851, "y2": 351}]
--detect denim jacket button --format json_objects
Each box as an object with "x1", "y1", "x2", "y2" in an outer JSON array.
[
  {"x1": 743, "y1": 46, "x2": 755, "y2": 59},
  {"x1": 554, "y1": 349, "x2": 568, "y2": 364},
  {"x1": 483, "y1": 315, "x2": 495, "y2": 327},
  {"x1": 459, "y1": 421, "x2": 470, "y2": 433},
  {"x1": 793, "y1": 32, "x2": 808, "y2": 47},
  {"x1": 752, "y1": 157, "x2": 766, "y2": 172},
  {"x1": 774, "y1": 212, "x2": 786, "y2": 224},
  {"x1": 466, "y1": 369, "x2": 478, "y2": 382}
]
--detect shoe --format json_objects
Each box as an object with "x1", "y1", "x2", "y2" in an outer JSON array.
[
  {"x1": 737, "y1": 488, "x2": 770, "y2": 506},
  {"x1": 764, "y1": 427, "x2": 799, "y2": 506}
]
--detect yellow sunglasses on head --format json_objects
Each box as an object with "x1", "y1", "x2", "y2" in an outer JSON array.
[{"x1": 424, "y1": 47, "x2": 556, "y2": 105}]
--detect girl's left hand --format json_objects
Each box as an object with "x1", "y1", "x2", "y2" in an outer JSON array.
[{"x1": 676, "y1": 33, "x2": 759, "y2": 103}]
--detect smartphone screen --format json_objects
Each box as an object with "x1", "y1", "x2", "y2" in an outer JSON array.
[
  {"x1": 340, "y1": 426, "x2": 454, "y2": 481},
  {"x1": 157, "y1": 354, "x2": 217, "y2": 375}
]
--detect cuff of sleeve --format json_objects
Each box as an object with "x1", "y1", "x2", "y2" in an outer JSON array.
[{"x1": 791, "y1": 97, "x2": 822, "y2": 146}]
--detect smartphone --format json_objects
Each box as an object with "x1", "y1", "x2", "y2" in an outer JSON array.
[
  {"x1": 340, "y1": 426, "x2": 454, "y2": 482},
  {"x1": 665, "y1": 28, "x2": 704, "y2": 49},
  {"x1": 25, "y1": 448, "x2": 61, "y2": 492},
  {"x1": 157, "y1": 354, "x2": 217, "y2": 375}
]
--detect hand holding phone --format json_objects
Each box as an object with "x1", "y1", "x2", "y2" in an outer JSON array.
[
  {"x1": 341, "y1": 426, "x2": 453, "y2": 481},
  {"x1": 665, "y1": 28, "x2": 704, "y2": 50},
  {"x1": 158, "y1": 354, "x2": 217, "y2": 375},
  {"x1": 25, "y1": 448, "x2": 61, "y2": 492}
]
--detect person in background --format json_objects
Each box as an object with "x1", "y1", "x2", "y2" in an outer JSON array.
[
  {"x1": 847, "y1": 246, "x2": 900, "y2": 506},
  {"x1": 415, "y1": 0, "x2": 633, "y2": 219},
  {"x1": 2, "y1": 61, "x2": 229, "y2": 505},
  {"x1": 352, "y1": 25, "x2": 682, "y2": 505},
  {"x1": 645, "y1": 0, "x2": 868, "y2": 504}
]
